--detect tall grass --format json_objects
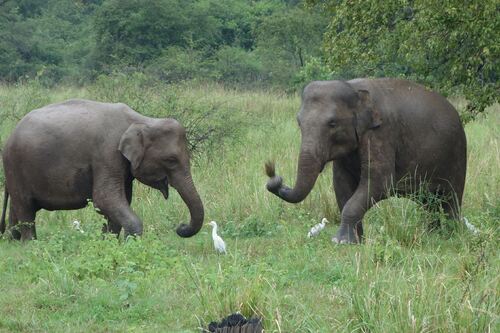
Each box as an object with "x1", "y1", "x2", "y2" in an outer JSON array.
[{"x1": 0, "y1": 79, "x2": 498, "y2": 332}]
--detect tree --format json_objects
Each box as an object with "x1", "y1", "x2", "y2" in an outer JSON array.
[
  {"x1": 255, "y1": 6, "x2": 328, "y2": 86},
  {"x1": 307, "y1": 0, "x2": 499, "y2": 120},
  {"x1": 0, "y1": 0, "x2": 98, "y2": 84},
  {"x1": 94, "y1": 0, "x2": 192, "y2": 69}
]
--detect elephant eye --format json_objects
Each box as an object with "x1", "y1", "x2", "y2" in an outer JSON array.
[
  {"x1": 163, "y1": 156, "x2": 178, "y2": 164},
  {"x1": 328, "y1": 120, "x2": 337, "y2": 128}
]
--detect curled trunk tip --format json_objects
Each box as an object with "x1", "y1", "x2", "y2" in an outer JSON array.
[{"x1": 176, "y1": 223, "x2": 201, "y2": 238}]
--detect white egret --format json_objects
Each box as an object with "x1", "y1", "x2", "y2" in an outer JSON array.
[
  {"x1": 307, "y1": 217, "x2": 329, "y2": 238},
  {"x1": 208, "y1": 221, "x2": 226, "y2": 254},
  {"x1": 462, "y1": 217, "x2": 478, "y2": 234},
  {"x1": 72, "y1": 220, "x2": 84, "y2": 233}
]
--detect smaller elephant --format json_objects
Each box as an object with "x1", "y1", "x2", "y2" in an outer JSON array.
[
  {"x1": 1, "y1": 99, "x2": 204, "y2": 241},
  {"x1": 266, "y1": 78, "x2": 467, "y2": 243}
]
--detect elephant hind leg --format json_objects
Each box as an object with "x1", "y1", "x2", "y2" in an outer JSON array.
[
  {"x1": 8, "y1": 201, "x2": 37, "y2": 241},
  {"x1": 441, "y1": 192, "x2": 462, "y2": 221},
  {"x1": 8, "y1": 206, "x2": 21, "y2": 240},
  {"x1": 419, "y1": 194, "x2": 442, "y2": 231},
  {"x1": 19, "y1": 221, "x2": 37, "y2": 241},
  {"x1": 420, "y1": 189, "x2": 462, "y2": 231}
]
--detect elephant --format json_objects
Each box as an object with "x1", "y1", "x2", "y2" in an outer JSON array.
[
  {"x1": 1, "y1": 99, "x2": 204, "y2": 241},
  {"x1": 266, "y1": 78, "x2": 467, "y2": 243}
]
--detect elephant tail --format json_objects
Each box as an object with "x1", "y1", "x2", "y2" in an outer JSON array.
[{"x1": 0, "y1": 186, "x2": 8, "y2": 234}]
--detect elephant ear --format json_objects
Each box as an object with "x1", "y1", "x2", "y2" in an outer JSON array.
[
  {"x1": 119, "y1": 124, "x2": 147, "y2": 170},
  {"x1": 357, "y1": 89, "x2": 382, "y2": 129}
]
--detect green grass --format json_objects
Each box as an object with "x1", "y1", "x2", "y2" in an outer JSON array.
[{"x1": 0, "y1": 80, "x2": 498, "y2": 332}]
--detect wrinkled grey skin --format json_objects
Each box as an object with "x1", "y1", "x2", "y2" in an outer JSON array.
[
  {"x1": 1, "y1": 99, "x2": 204, "y2": 241},
  {"x1": 266, "y1": 78, "x2": 466, "y2": 244}
]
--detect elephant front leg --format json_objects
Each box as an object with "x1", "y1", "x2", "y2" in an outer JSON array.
[
  {"x1": 332, "y1": 188, "x2": 373, "y2": 244},
  {"x1": 94, "y1": 199, "x2": 142, "y2": 237},
  {"x1": 100, "y1": 183, "x2": 131, "y2": 237},
  {"x1": 102, "y1": 218, "x2": 123, "y2": 236},
  {"x1": 333, "y1": 158, "x2": 360, "y2": 214},
  {"x1": 93, "y1": 181, "x2": 142, "y2": 237},
  {"x1": 333, "y1": 164, "x2": 393, "y2": 244}
]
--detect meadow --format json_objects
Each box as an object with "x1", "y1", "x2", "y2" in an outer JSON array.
[{"x1": 0, "y1": 77, "x2": 498, "y2": 332}]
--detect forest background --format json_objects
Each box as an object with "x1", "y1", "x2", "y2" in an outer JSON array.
[{"x1": 0, "y1": 0, "x2": 498, "y2": 117}]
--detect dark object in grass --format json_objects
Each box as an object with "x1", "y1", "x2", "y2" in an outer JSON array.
[{"x1": 208, "y1": 313, "x2": 263, "y2": 333}]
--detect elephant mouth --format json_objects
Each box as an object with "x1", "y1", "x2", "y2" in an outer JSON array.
[{"x1": 158, "y1": 177, "x2": 169, "y2": 200}]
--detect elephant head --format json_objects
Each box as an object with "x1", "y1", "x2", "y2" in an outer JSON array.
[
  {"x1": 119, "y1": 119, "x2": 204, "y2": 237},
  {"x1": 266, "y1": 80, "x2": 382, "y2": 203}
]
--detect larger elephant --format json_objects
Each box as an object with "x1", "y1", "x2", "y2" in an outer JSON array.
[
  {"x1": 1, "y1": 99, "x2": 204, "y2": 241},
  {"x1": 266, "y1": 78, "x2": 466, "y2": 243}
]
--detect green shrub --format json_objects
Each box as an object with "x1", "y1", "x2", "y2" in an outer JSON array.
[
  {"x1": 210, "y1": 46, "x2": 263, "y2": 85},
  {"x1": 145, "y1": 47, "x2": 205, "y2": 83}
]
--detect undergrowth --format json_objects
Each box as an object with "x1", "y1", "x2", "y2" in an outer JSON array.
[{"x1": 0, "y1": 81, "x2": 498, "y2": 332}]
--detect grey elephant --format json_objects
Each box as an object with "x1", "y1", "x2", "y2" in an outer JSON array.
[
  {"x1": 266, "y1": 78, "x2": 467, "y2": 243},
  {"x1": 1, "y1": 99, "x2": 204, "y2": 241}
]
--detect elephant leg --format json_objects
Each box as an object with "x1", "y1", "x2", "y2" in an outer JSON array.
[
  {"x1": 93, "y1": 178, "x2": 142, "y2": 237},
  {"x1": 19, "y1": 221, "x2": 36, "y2": 241},
  {"x1": 333, "y1": 159, "x2": 360, "y2": 236},
  {"x1": 94, "y1": 199, "x2": 142, "y2": 237},
  {"x1": 8, "y1": 204, "x2": 21, "y2": 240},
  {"x1": 98, "y1": 205, "x2": 123, "y2": 236},
  {"x1": 332, "y1": 186, "x2": 382, "y2": 244},
  {"x1": 101, "y1": 180, "x2": 131, "y2": 237},
  {"x1": 9, "y1": 201, "x2": 37, "y2": 241},
  {"x1": 333, "y1": 157, "x2": 360, "y2": 212},
  {"x1": 441, "y1": 191, "x2": 462, "y2": 221},
  {"x1": 333, "y1": 144, "x2": 394, "y2": 244},
  {"x1": 102, "y1": 218, "x2": 123, "y2": 236},
  {"x1": 420, "y1": 189, "x2": 461, "y2": 231},
  {"x1": 419, "y1": 194, "x2": 442, "y2": 231}
]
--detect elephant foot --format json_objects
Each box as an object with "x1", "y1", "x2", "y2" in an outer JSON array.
[
  {"x1": 20, "y1": 222, "x2": 37, "y2": 242},
  {"x1": 332, "y1": 224, "x2": 360, "y2": 244},
  {"x1": 9, "y1": 229, "x2": 21, "y2": 241}
]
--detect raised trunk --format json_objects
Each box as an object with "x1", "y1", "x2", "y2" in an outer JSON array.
[
  {"x1": 277, "y1": 150, "x2": 322, "y2": 203},
  {"x1": 172, "y1": 173, "x2": 204, "y2": 238}
]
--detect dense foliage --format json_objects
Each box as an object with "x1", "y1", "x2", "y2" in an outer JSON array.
[
  {"x1": 307, "y1": 0, "x2": 499, "y2": 119},
  {"x1": 0, "y1": 0, "x2": 498, "y2": 115},
  {"x1": 0, "y1": 0, "x2": 327, "y2": 88}
]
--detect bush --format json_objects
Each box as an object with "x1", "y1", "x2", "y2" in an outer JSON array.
[
  {"x1": 145, "y1": 47, "x2": 205, "y2": 83},
  {"x1": 292, "y1": 57, "x2": 331, "y2": 90},
  {"x1": 209, "y1": 46, "x2": 263, "y2": 86}
]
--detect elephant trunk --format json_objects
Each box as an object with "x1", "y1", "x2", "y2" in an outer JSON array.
[
  {"x1": 172, "y1": 172, "x2": 204, "y2": 238},
  {"x1": 267, "y1": 149, "x2": 322, "y2": 203}
]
